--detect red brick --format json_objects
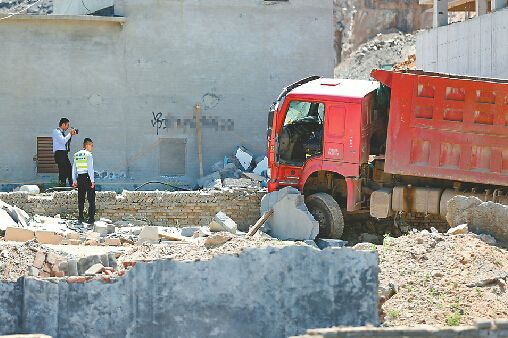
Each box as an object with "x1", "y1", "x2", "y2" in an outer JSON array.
[
  {"x1": 52, "y1": 271, "x2": 65, "y2": 278},
  {"x1": 67, "y1": 276, "x2": 87, "y2": 283},
  {"x1": 122, "y1": 261, "x2": 136, "y2": 268},
  {"x1": 42, "y1": 262, "x2": 52, "y2": 273},
  {"x1": 32, "y1": 251, "x2": 46, "y2": 269}
]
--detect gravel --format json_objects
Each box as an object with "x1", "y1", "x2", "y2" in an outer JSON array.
[{"x1": 335, "y1": 32, "x2": 416, "y2": 80}]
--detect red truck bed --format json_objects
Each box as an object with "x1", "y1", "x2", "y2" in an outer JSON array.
[{"x1": 372, "y1": 69, "x2": 508, "y2": 187}]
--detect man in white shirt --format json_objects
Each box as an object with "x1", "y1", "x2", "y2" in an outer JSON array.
[{"x1": 52, "y1": 118, "x2": 77, "y2": 186}]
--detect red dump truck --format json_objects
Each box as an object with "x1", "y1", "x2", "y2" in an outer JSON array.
[{"x1": 267, "y1": 69, "x2": 508, "y2": 238}]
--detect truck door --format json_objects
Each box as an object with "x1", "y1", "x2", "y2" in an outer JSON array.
[{"x1": 324, "y1": 105, "x2": 346, "y2": 161}]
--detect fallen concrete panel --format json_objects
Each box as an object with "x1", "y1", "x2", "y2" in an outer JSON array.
[
  {"x1": 0, "y1": 246, "x2": 378, "y2": 338},
  {"x1": 261, "y1": 187, "x2": 319, "y2": 240},
  {"x1": 446, "y1": 196, "x2": 508, "y2": 244}
]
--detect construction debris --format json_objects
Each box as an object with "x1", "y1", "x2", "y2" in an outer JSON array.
[
  {"x1": 446, "y1": 196, "x2": 508, "y2": 244},
  {"x1": 209, "y1": 212, "x2": 238, "y2": 234},
  {"x1": 260, "y1": 187, "x2": 319, "y2": 240}
]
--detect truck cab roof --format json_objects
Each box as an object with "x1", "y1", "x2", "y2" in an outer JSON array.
[{"x1": 287, "y1": 78, "x2": 379, "y2": 103}]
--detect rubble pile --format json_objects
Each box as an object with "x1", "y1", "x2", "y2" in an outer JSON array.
[
  {"x1": 198, "y1": 146, "x2": 268, "y2": 190},
  {"x1": 335, "y1": 32, "x2": 416, "y2": 80},
  {"x1": 363, "y1": 229, "x2": 508, "y2": 327}
]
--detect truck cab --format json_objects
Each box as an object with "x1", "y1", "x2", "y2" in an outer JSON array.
[{"x1": 267, "y1": 77, "x2": 380, "y2": 237}]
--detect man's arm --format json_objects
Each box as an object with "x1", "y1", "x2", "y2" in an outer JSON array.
[
  {"x1": 88, "y1": 154, "x2": 95, "y2": 183},
  {"x1": 52, "y1": 129, "x2": 71, "y2": 143}
]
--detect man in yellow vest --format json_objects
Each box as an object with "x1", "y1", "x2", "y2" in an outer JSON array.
[{"x1": 72, "y1": 138, "x2": 95, "y2": 225}]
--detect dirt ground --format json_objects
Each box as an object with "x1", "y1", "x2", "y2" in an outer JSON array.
[{"x1": 378, "y1": 232, "x2": 508, "y2": 327}]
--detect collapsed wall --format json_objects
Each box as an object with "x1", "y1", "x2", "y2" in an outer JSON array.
[
  {"x1": 0, "y1": 190, "x2": 263, "y2": 231},
  {"x1": 0, "y1": 246, "x2": 378, "y2": 338}
]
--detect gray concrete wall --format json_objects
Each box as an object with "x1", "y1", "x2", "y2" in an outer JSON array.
[
  {"x1": 0, "y1": 246, "x2": 378, "y2": 338},
  {"x1": 416, "y1": 8, "x2": 508, "y2": 78},
  {"x1": 0, "y1": 0, "x2": 335, "y2": 184}
]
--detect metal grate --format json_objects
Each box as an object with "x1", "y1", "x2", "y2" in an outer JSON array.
[{"x1": 37, "y1": 137, "x2": 58, "y2": 173}]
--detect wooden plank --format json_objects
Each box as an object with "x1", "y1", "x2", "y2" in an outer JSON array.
[{"x1": 247, "y1": 209, "x2": 274, "y2": 237}]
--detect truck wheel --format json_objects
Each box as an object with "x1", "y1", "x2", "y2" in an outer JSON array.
[{"x1": 305, "y1": 193, "x2": 344, "y2": 239}]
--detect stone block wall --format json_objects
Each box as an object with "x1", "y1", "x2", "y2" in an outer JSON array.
[
  {"x1": 0, "y1": 246, "x2": 379, "y2": 338},
  {"x1": 294, "y1": 320, "x2": 508, "y2": 338},
  {"x1": 0, "y1": 189, "x2": 264, "y2": 231}
]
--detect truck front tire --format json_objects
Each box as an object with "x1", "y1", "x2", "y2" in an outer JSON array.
[{"x1": 305, "y1": 193, "x2": 344, "y2": 239}]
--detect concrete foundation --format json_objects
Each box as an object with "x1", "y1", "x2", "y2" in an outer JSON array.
[{"x1": 0, "y1": 246, "x2": 378, "y2": 338}]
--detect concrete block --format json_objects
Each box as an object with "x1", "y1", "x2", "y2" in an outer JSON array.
[
  {"x1": 93, "y1": 221, "x2": 109, "y2": 237},
  {"x1": 316, "y1": 239, "x2": 348, "y2": 250},
  {"x1": 99, "y1": 254, "x2": 109, "y2": 267},
  {"x1": 253, "y1": 156, "x2": 268, "y2": 176},
  {"x1": 180, "y1": 227, "x2": 202, "y2": 237},
  {"x1": 4, "y1": 227, "x2": 35, "y2": 242},
  {"x1": 28, "y1": 266, "x2": 40, "y2": 277},
  {"x1": 209, "y1": 212, "x2": 238, "y2": 234},
  {"x1": 66, "y1": 259, "x2": 78, "y2": 276},
  {"x1": 261, "y1": 187, "x2": 319, "y2": 241},
  {"x1": 84, "y1": 263, "x2": 104, "y2": 276},
  {"x1": 369, "y1": 188, "x2": 393, "y2": 219},
  {"x1": 138, "y1": 226, "x2": 159, "y2": 242},
  {"x1": 203, "y1": 179, "x2": 223, "y2": 190},
  {"x1": 8, "y1": 206, "x2": 30, "y2": 227},
  {"x1": 18, "y1": 185, "x2": 40, "y2": 194},
  {"x1": 105, "y1": 237, "x2": 121, "y2": 246},
  {"x1": 35, "y1": 231, "x2": 64, "y2": 245},
  {"x1": 235, "y1": 146, "x2": 253, "y2": 170},
  {"x1": 77, "y1": 255, "x2": 101, "y2": 275},
  {"x1": 204, "y1": 233, "x2": 233, "y2": 249},
  {"x1": 0, "y1": 209, "x2": 17, "y2": 231}
]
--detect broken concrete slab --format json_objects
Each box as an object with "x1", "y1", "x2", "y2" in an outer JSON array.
[
  {"x1": 261, "y1": 187, "x2": 319, "y2": 241},
  {"x1": 223, "y1": 178, "x2": 258, "y2": 189},
  {"x1": 180, "y1": 227, "x2": 202, "y2": 237},
  {"x1": 204, "y1": 233, "x2": 233, "y2": 249},
  {"x1": 5, "y1": 227, "x2": 36, "y2": 242},
  {"x1": 253, "y1": 156, "x2": 268, "y2": 176},
  {"x1": 84, "y1": 263, "x2": 104, "y2": 276},
  {"x1": 203, "y1": 179, "x2": 223, "y2": 190},
  {"x1": 138, "y1": 226, "x2": 160, "y2": 242},
  {"x1": 18, "y1": 185, "x2": 41, "y2": 194},
  {"x1": 316, "y1": 239, "x2": 348, "y2": 250},
  {"x1": 209, "y1": 212, "x2": 238, "y2": 234},
  {"x1": 447, "y1": 223, "x2": 469, "y2": 235},
  {"x1": 446, "y1": 196, "x2": 508, "y2": 244},
  {"x1": 198, "y1": 171, "x2": 221, "y2": 188},
  {"x1": 0, "y1": 209, "x2": 18, "y2": 231},
  {"x1": 235, "y1": 146, "x2": 253, "y2": 170},
  {"x1": 93, "y1": 222, "x2": 109, "y2": 237}
]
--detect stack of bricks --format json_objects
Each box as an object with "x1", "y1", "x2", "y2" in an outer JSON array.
[
  {"x1": 30, "y1": 251, "x2": 68, "y2": 278},
  {"x1": 292, "y1": 319, "x2": 508, "y2": 338},
  {"x1": 0, "y1": 189, "x2": 264, "y2": 231}
]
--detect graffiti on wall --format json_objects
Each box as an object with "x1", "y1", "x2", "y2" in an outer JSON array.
[{"x1": 150, "y1": 112, "x2": 234, "y2": 135}]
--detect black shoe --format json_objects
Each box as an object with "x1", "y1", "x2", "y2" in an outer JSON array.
[
  {"x1": 87, "y1": 219, "x2": 95, "y2": 225},
  {"x1": 77, "y1": 219, "x2": 83, "y2": 225}
]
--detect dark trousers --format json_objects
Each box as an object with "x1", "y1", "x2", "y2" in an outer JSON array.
[
  {"x1": 77, "y1": 174, "x2": 96, "y2": 223},
  {"x1": 54, "y1": 150, "x2": 72, "y2": 187}
]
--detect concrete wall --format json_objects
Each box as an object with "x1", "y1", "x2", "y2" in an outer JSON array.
[
  {"x1": 0, "y1": 189, "x2": 263, "y2": 230},
  {"x1": 416, "y1": 8, "x2": 508, "y2": 78},
  {"x1": 0, "y1": 0, "x2": 335, "y2": 184},
  {"x1": 0, "y1": 246, "x2": 379, "y2": 338}
]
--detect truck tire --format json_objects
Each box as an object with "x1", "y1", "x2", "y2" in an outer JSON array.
[{"x1": 305, "y1": 193, "x2": 344, "y2": 239}]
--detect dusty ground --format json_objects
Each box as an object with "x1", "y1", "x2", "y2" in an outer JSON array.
[{"x1": 378, "y1": 232, "x2": 508, "y2": 327}]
